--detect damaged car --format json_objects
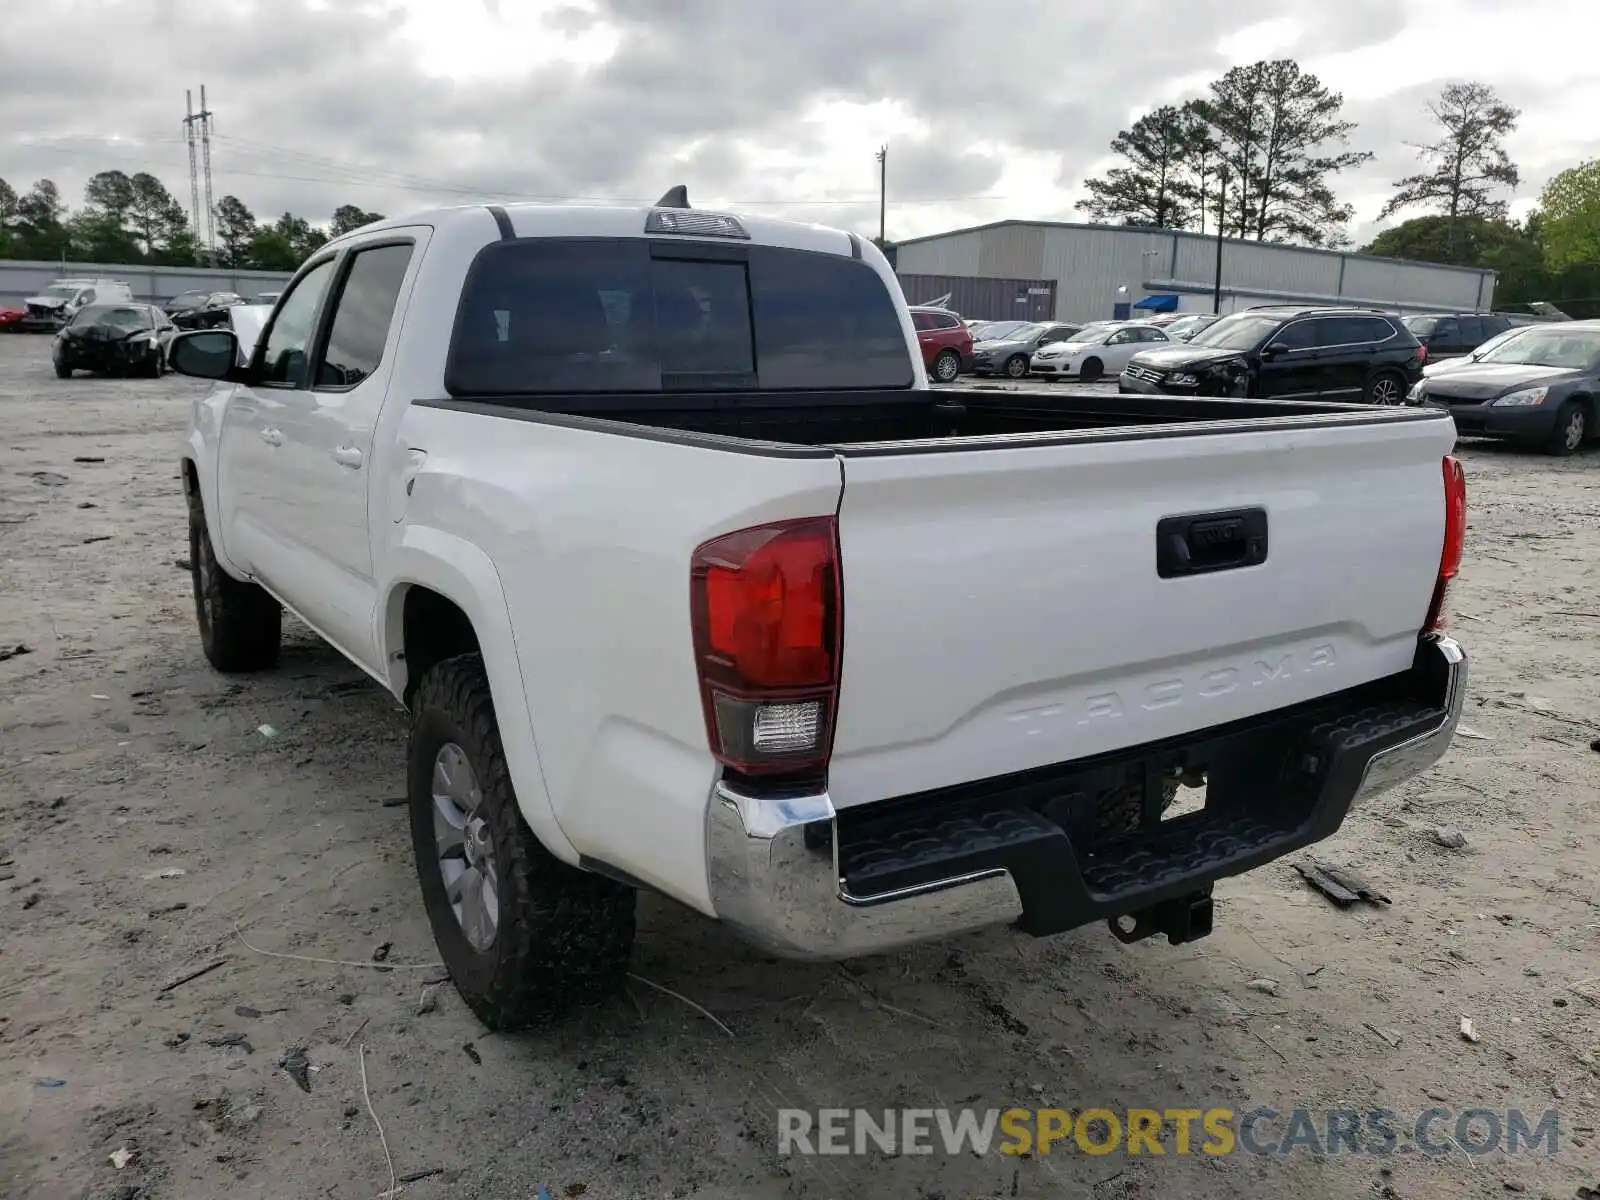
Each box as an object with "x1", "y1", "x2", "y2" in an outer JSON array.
[{"x1": 52, "y1": 303, "x2": 177, "y2": 378}]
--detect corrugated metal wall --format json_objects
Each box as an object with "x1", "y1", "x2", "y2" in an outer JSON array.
[
  {"x1": 895, "y1": 273, "x2": 1057, "y2": 322},
  {"x1": 894, "y1": 222, "x2": 1497, "y2": 320},
  {"x1": 0, "y1": 259, "x2": 295, "y2": 307}
]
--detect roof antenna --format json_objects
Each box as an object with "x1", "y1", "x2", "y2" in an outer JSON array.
[{"x1": 655, "y1": 185, "x2": 690, "y2": 209}]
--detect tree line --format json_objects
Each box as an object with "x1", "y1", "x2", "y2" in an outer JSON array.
[
  {"x1": 0, "y1": 170, "x2": 384, "y2": 272},
  {"x1": 1075, "y1": 61, "x2": 1600, "y2": 313}
]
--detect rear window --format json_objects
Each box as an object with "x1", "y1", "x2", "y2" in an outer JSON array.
[{"x1": 446, "y1": 238, "x2": 913, "y2": 396}]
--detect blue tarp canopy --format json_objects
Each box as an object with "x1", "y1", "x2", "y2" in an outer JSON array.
[{"x1": 1132, "y1": 293, "x2": 1180, "y2": 312}]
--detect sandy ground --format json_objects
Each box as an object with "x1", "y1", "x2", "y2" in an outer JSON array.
[{"x1": 0, "y1": 333, "x2": 1596, "y2": 1200}]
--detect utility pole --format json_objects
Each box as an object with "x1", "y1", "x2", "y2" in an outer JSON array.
[
  {"x1": 200, "y1": 85, "x2": 216, "y2": 264},
  {"x1": 1212, "y1": 163, "x2": 1228, "y2": 315},
  {"x1": 876, "y1": 145, "x2": 887, "y2": 245},
  {"x1": 183, "y1": 90, "x2": 201, "y2": 260},
  {"x1": 183, "y1": 87, "x2": 217, "y2": 265}
]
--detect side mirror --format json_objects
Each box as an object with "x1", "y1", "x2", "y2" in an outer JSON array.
[
  {"x1": 1263, "y1": 341, "x2": 1290, "y2": 359},
  {"x1": 168, "y1": 329, "x2": 243, "y2": 381}
]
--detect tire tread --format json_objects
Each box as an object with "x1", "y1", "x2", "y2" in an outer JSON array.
[{"x1": 410, "y1": 654, "x2": 635, "y2": 1030}]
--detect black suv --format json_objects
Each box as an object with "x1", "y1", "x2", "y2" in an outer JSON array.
[
  {"x1": 1119, "y1": 306, "x2": 1425, "y2": 404},
  {"x1": 1402, "y1": 312, "x2": 1517, "y2": 362}
]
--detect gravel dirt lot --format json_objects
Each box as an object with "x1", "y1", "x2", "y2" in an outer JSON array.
[{"x1": 1, "y1": 333, "x2": 1596, "y2": 1200}]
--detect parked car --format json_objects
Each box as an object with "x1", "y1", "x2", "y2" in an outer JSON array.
[
  {"x1": 171, "y1": 291, "x2": 247, "y2": 330},
  {"x1": 908, "y1": 306, "x2": 974, "y2": 383},
  {"x1": 19, "y1": 278, "x2": 135, "y2": 331},
  {"x1": 1408, "y1": 320, "x2": 1600, "y2": 455},
  {"x1": 969, "y1": 320, "x2": 1083, "y2": 378},
  {"x1": 1163, "y1": 313, "x2": 1222, "y2": 342},
  {"x1": 166, "y1": 195, "x2": 1466, "y2": 1031},
  {"x1": 1420, "y1": 324, "x2": 1530, "y2": 379},
  {"x1": 1120, "y1": 306, "x2": 1425, "y2": 404},
  {"x1": 1030, "y1": 322, "x2": 1170, "y2": 382},
  {"x1": 0, "y1": 307, "x2": 25, "y2": 333},
  {"x1": 52, "y1": 303, "x2": 176, "y2": 378},
  {"x1": 163, "y1": 290, "x2": 213, "y2": 317},
  {"x1": 1402, "y1": 312, "x2": 1515, "y2": 363}
]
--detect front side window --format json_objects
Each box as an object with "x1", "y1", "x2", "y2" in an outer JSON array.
[
  {"x1": 259, "y1": 258, "x2": 338, "y2": 387},
  {"x1": 445, "y1": 238, "x2": 912, "y2": 395},
  {"x1": 316, "y1": 243, "x2": 414, "y2": 388}
]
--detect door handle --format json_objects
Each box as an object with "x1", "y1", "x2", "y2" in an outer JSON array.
[
  {"x1": 333, "y1": 446, "x2": 364, "y2": 470},
  {"x1": 259, "y1": 427, "x2": 283, "y2": 447}
]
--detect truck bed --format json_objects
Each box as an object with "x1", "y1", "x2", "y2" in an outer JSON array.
[{"x1": 426, "y1": 389, "x2": 1448, "y2": 453}]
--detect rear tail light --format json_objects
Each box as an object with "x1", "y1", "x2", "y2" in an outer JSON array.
[
  {"x1": 690, "y1": 517, "x2": 841, "y2": 775},
  {"x1": 1416, "y1": 343, "x2": 1428, "y2": 365},
  {"x1": 1423, "y1": 455, "x2": 1466, "y2": 635}
]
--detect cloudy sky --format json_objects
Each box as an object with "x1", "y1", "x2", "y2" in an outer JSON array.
[{"x1": 2, "y1": 0, "x2": 1596, "y2": 250}]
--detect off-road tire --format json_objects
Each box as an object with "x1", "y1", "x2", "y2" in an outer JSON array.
[
  {"x1": 188, "y1": 492, "x2": 281, "y2": 672},
  {"x1": 408, "y1": 654, "x2": 636, "y2": 1031},
  {"x1": 1079, "y1": 356, "x2": 1104, "y2": 383},
  {"x1": 1544, "y1": 400, "x2": 1587, "y2": 457},
  {"x1": 932, "y1": 349, "x2": 961, "y2": 383}
]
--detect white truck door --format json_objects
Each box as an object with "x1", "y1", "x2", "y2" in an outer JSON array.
[
  {"x1": 216, "y1": 255, "x2": 340, "y2": 587},
  {"x1": 272, "y1": 236, "x2": 423, "y2": 667}
]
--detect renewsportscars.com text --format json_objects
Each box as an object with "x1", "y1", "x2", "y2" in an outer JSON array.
[{"x1": 777, "y1": 1106, "x2": 1563, "y2": 1158}]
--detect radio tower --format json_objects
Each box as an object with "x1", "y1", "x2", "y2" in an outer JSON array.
[
  {"x1": 182, "y1": 87, "x2": 217, "y2": 264},
  {"x1": 183, "y1": 90, "x2": 201, "y2": 257}
]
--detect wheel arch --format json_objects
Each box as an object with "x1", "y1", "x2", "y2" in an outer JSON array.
[{"x1": 380, "y1": 529, "x2": 578, "y2": 864}]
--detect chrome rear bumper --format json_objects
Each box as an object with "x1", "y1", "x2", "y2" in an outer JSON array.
[{"x1": 706, "y1": 636, "x2": 1465, "y2": 960}]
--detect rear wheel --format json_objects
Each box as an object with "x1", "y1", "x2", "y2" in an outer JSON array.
[
  {"x1": 188, "y1": 492, "x2": 281, "y2": 672},
  {"x1": 1004, "y1": 354, "x2": 1028, "y2": 379},
  {"x1": 408, "y1": 654, "x2": 636, "y2": 1030},
  {"x1": 1544, "y1": 400, "x2": 1588, "y2": 456},
  {"x1": 1364, "y1": 371, "x2": 1405, "y2": 405},
  {"x1": 931, "y1": 349, "x2": 961, "y2": 383},
  {"x1": 1079, "y1": 357, "x2": 1104, "y2": 383}
]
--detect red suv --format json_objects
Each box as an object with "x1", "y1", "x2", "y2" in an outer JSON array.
[{"x1": 909, "y1": 306, "x2": 973, "y2": 383}]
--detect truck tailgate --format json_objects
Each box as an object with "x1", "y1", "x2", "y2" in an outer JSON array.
[{"x1": 827, "y1": 413, "x2": 1457, "y2": 807}]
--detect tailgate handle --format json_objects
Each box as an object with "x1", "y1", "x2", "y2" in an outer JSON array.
[{"x1": 1157, "y1": 508, "x2": 1268, "y2": 578}]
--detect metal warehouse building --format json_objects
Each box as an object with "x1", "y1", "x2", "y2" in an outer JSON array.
[{"x1": 891, "y1": 220, "x2": 1497, "y2": 325}]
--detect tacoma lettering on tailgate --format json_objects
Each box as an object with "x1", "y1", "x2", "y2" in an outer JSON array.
[{"x1": 1005, "y1": 644, "x2": 1338, "y2": 736}]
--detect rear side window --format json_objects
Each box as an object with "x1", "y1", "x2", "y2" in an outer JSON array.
[
  {"x1": 445, "y1": 238, "x2": 913, "y2": 395},
  {"x1": 316, "y1": 243, "x2": 414, "y2": 388},
  {"x1": 1326, "y1": 316, "x2": 1395, "y2": 344},
  {"x1": 934, "y1": 313, "x2": 961, "y2": 330},
  {"x1": 911, "y1": 311, "x2": 935, "y2": 332}
]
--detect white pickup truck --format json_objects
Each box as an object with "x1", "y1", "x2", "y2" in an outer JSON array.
[{"x1": 169, "y1": 191, "x2": 1469, "y2": 1031}]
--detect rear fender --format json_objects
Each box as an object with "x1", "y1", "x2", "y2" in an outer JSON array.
[{"x1": 379, "y1": 525, "x2": 578, "y2": 864}]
